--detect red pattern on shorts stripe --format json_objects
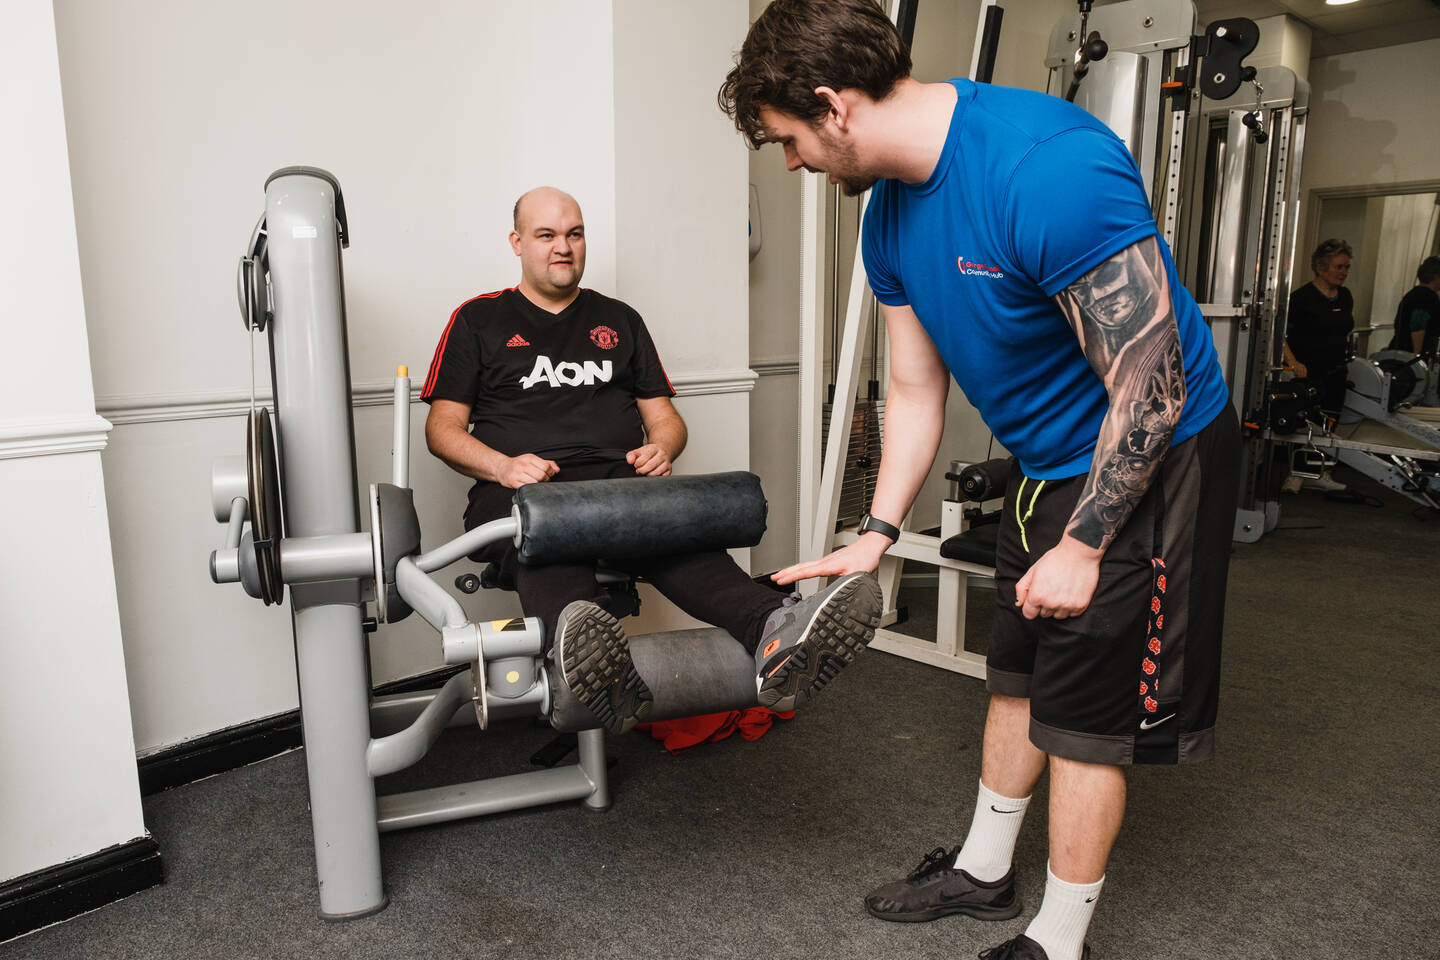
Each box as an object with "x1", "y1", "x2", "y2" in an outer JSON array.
[{"x1": 1140, "y1": 556, "x2": 1166, "y2": 716}]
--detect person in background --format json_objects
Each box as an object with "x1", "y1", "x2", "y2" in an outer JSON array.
[
  {"x1": 1386, "y1": 255, "x2": 1440, "y2": 358},
  {"x1": 1281, "y1": 238, "x2": 1354, "y2": 493}
]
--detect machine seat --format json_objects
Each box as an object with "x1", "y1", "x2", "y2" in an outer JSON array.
[
  {"x1": 938, "y1": 515, "x2": 999, "y2": 568},
  {"x1": 477, "y1": 559, "x2": 642, "y2": 620}
]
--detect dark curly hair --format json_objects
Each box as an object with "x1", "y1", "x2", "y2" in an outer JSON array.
[
  {"x1": 1417, "y1": 255, "x2": 1440, "y2": 285},
  {"x1": 717, "y1": 0, "x2": 911, "y2": 149}
]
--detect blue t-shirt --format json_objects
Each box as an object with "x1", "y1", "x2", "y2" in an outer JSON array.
[{"x1": 862, "y1": 79, "x2": 1229, "y2": 480}]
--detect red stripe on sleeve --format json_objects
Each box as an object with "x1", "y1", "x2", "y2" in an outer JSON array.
[{"x1": 421, "y1": 289, "x2": 510, "y2": 398}]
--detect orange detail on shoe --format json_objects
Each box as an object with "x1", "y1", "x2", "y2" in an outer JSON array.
[
  {"x1": 765, "y1": 653, "x2": 793, "y2": 678},
  {"x1": 762, "y1": 638, "x2": 781, "y2": 658}
]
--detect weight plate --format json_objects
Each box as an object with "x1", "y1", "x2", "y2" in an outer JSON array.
[
  {"x1": 368, "y1": 483, "x2": 388, "y2": 623},
  {"x1": 471, "y1": 658, "x2": 489, "y2": 731},
  {"x1": 247, "y1": 408, "x2": 284, "y2": 606}
]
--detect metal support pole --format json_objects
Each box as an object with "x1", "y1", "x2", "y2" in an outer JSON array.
[
  {"x1": 577, "y1": 728, "x2": 611, "y2": 811},
  {"x1": 796, "y1": 171, "x2": 830, "y2": 588},
  {"x1": 264, "y1": 168, "x2": 385, "y2": 919},
  {"x1": 280, "y1": 533, "x2": 376, "y2": 582},
  {"x1": 392, "y1": 368, "x2": 410, "y2": 488},
  {"x1": 366, "y1": 670, "x2": 474, "y2": 777},
  {"x1": 414, "y1": 516, "x2": 518, "y2": 573}
]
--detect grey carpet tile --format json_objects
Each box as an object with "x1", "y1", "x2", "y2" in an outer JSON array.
[{"x1": 6, "y1": 466, "x2": 1438, "y2": 959}]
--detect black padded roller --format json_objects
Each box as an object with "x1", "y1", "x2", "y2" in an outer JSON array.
[
  {"x1": 955, "y1": 457, "x2": 1016, "y2": 503},
  {"x1": 514, "y1": 471, "x2": 767, "y2": 565}
]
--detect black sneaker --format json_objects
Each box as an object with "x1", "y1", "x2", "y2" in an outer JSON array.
[
  {"x1": 978, "y1": 935, "x2": 1090, "y2": 959},
  {"x1": 864, "y1": 845, "x2": 1022, "y2": 923},
  {"x1": 554, "y1": 600, "x2": 652, "y2": 735},
  {"x1": 755, "y1": 571, "x2": 882, "y2": 711}
]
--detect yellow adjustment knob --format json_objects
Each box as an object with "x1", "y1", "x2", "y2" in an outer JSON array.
[{"x1": 397, "y1": 365, "x2": 409, "y2": 377}]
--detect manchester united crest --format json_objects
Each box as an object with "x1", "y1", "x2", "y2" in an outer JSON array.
[{"x1": 589, "y1": 325, "x2": 619, "y2": 349}]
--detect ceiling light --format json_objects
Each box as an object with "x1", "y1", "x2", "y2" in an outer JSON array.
[{"x1": 1325, "y1": 0, "x2": 1360, "y2": 5}]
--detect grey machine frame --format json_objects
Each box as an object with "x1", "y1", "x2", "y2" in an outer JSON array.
[
  {"x1": 1044, "y1": 0, "x2": 1311, "y2": 541},
  {"x1": 1045, "y1": 0, "x2": 1439, "y2": 531}
]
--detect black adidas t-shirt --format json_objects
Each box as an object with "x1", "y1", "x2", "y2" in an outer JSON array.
[{"x1": 421, "y1": 287, "x2": 674, "y2": 466}]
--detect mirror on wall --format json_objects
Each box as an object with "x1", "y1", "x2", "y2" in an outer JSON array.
[{"x1": 1308, "y1": 185, "x2": 1440, "y2": 356}]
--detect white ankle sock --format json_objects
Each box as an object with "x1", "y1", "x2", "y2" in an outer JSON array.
[
  {"x1": 1024, "y1": 863, "x2": 1103, "y2": 960},
  {"x1": 952, "y1": 780, "x2": 1029, "y2": 882}
]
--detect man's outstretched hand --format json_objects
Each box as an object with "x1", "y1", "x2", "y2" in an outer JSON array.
[
  {"x1": 772, "y1": 536, "x2": 888, "y2": 586},
  {"x1": 498, "y1": 453, "x2": 559, "y2": 489},
  {"x1": 627, "y1": 443, "x2": 673, "y2": 476}
]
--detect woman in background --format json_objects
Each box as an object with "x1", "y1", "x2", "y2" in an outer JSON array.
[{"x1": 1282, "y1": 238, "x2": 1354, "y2": 492}]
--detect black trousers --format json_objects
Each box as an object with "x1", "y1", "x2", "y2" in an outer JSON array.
[{"x1": 463, "y1": 460, "x2": 784, "y2": 653}]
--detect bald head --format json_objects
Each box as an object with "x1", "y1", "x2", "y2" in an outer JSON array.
[
  {"x1": 512, "y1": 186, "x2": 582, "y2": 233},
  {"x1": 509, "y1": 186, "x2": 587, "y2": 309}
]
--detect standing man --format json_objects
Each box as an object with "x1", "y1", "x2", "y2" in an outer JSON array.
[
  {"x1": 422, "y1": 186, "x2": 882, "y2": 735},
  {"x1": 719, "y1": 3, "x2": 1237, "y2": 959},
  {"x1": 1386, "y1": 255, "x2": 1440, "y2": 357}
]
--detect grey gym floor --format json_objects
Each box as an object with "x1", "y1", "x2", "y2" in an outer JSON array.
[{"x1": 5, "y1": 466, "x2": 1437, "y2": 960}]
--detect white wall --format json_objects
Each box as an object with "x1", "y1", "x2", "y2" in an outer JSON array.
[
  {"x1": 1247, "y1": 15, "x2": 1311, "y2": 78},
  {"x1": 53, "y1": 0, "x2": 753, "y2": 753},
  {"x1": 745, "y1": 0, "x2": 806, "y2": 572},
  {"x1": 612, "y1": 0, "x2": 755, "y2": 630},
  {"x1": 0, "y1": 0, "x2": 147, "y2": 882},
  {"x1": 1302, "y1": 39, "x2": 1440, "y2": 194}
]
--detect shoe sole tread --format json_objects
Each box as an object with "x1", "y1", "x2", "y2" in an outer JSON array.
[{"x1": 558, "y1": 604, "x2": 652, "y2": 735}]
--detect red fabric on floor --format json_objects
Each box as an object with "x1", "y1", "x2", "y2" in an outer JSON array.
[{"x1": 635, "y1": 707, "x2": 794, "y2": 754}]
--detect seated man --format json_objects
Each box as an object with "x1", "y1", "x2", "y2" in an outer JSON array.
[{"x1": 421, "y1": 185, "x2": 881, "y2": 735}]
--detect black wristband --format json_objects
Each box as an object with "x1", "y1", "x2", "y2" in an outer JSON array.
[{"x1": 858, "y1": 513, "x2": 901, "y2": 543}]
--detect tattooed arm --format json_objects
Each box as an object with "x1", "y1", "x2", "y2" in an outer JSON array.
[{"x1": 1013, "y1": 235, "x2": 1187, "y2": 619}]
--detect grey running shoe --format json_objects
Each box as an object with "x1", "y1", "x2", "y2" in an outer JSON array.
[
  {"x1": 978, "y1": 935, "x2": 1090, "y2": 959},
  {"x1": 554, "y1": 600, "x2": 652, "y2": 735},
  {"x1": 755, "y1": 572, "x2": 882, "y2": 711},
  {"x1": 865, "y1": 846, "x2": 1022, "y2": 923}
]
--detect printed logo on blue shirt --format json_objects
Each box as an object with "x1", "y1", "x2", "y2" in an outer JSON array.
[{"x1": 957, "y1": 256, "x2": 1004, "y2": 279}]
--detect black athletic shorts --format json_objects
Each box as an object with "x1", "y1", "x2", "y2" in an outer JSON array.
[{"x1": 986, "y1": 407, "x2": 1240, "y2": 766}]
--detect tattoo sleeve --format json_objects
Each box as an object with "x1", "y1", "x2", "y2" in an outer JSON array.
[{"x1": 1054, "y1": 236, "x2": 1187, "y2": 552}]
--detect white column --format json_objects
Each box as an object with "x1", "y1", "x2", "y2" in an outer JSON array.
[{"x1": 0, "y1": 0, "x2": 147, "y2": 882}]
